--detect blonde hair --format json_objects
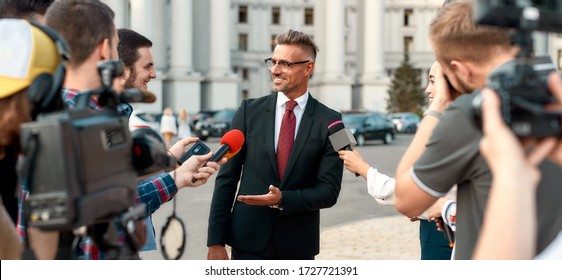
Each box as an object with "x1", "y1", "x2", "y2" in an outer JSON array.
[
  {"x1": 163, "y1": 107, "x2": 173, "y2": 116},
  {"x1": 179, "y1": 109, "x2": 188, "y2": 121},
  {"x1": 429, "y1": 0, "x2": 512, "y2": 66}
]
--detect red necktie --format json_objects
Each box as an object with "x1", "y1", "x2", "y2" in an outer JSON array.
[{"x1": 277, "y1": 100, "x2": 298, "y2": 180}]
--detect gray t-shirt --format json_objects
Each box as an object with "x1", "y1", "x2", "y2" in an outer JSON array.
[{"x1": 412, "y1": 92, "x2": 562, "y2": 260}]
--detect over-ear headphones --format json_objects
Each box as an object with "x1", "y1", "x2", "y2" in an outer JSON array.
[{"x1": 26, "y1": 21, "x2": 71, "y2": 120}]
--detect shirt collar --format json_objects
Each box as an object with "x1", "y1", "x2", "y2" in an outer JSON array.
[{"x1": 276, "y1": 91, "x2": 309, "y2": 110}]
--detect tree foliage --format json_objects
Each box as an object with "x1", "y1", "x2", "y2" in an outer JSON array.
[{"x1": 386, "y1": 54, "x2": 426, "y2": 114}]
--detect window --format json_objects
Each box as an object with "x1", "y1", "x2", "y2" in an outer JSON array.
[
  {"x1": 304, "y1": 7, "x2": 314, "y2": 25},
  {"x1": 271, "y1": 34, "x2": 276, "y2": 51},
  {"x1": 404, "y1": 8, "x2": 413, "y2": 26},
  {"x1": 239, "y1": 33, "x2": 248, "y2": 51},
  {"x1": 242, "y1": 68, "x2": 249, "y2": 80},
  {"x1": 404, "y1": 36, "x2": 413, "y2": 53},
  {"x1": 272, "y1": 6, "x2": 281, "y2": 25},
  {"x1": 239, "y1": 5, "x2": 248, "y2": 23}
]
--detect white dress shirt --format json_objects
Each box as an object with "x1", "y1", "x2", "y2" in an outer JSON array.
[{"x1": 274, "y1": 91, "x2": 309, "y2": 152}]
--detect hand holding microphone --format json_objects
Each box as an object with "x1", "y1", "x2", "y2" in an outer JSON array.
[
  {"x1": 436, "y1": 217, "x2": 455, "y2": 248},
  {"x1": 191, "y1": 129, "x2": 245, "y2": 183},
  {"x1": 328, "y1": 116, "x2": 360, "y2": 176}
]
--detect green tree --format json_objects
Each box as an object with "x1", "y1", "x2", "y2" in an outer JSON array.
[{"x1": 386, "y1": 54, "x2": 426, "y2": 114}]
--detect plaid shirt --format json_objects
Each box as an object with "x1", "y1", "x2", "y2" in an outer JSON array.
[{"x1": 17, "y1": 88, "x2": 178, "y2": 259}]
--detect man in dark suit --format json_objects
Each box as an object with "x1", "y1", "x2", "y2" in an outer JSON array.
[{"x1": 207, "y1": 29, "x2": 343, "y2": 260}]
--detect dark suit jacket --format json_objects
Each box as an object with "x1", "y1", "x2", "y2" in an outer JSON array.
[{"x1": 207, "y1": 93, "x2": 343, "y2": 258}]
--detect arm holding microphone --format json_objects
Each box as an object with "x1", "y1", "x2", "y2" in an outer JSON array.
[
  {"x1": 190, "y1": 129, "x2": 244, "y2": 183},
  {"x1": 334, "y1": 115, "x2": 457, "y2": 250},
  {"x1": 329, "y1": 116, "x2": 397, "y2": 205},
  {"x1": 171, "y1": 152, "x2": 225, "y2": 188}
]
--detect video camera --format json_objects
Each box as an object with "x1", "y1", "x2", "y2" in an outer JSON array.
[
  {"x1": 19, "y1": 60, "x2": 171, "y2": 235},
  {"x1": 472, "y1": 0, "x2": 562, "y2": 137}
]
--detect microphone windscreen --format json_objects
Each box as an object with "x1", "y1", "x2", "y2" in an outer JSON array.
[
  {"x1": 219, "y1": 129, "x2": 245, "y2": 158},
  {"x1": 327, "y1": 115, "x2": 345, "y2": 135},
  {"x1": 119, "y1": 88, "x2": 156, "y2": 103},
  {"x1": 139, "y1": 89, "x2": 156, "y2": 103}
]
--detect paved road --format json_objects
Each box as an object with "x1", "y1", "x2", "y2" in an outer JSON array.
[{"x1": 140, "y1": 133, "x2": 417, "y2": 260}]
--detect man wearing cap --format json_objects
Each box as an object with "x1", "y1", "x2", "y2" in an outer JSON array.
[{"x1": 0, "y1": 18, "x2": 63, "y2": 260}]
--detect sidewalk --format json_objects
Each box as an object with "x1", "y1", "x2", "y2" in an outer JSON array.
[{"x1": 317, "y1": 215, "x2": 420, "y2": 260}]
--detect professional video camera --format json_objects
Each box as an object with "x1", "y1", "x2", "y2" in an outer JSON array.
[
  {"x1": 472, "y1": 0, "x2": 562, "y2": 137},
  {"x1": 19, "y1": 60, "x2": 172, "y2": 258}
]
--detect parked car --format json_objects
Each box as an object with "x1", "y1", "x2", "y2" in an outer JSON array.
[
  {"x1": 190, "y1": 110, "x2": 218, "y2": 130},
  {"x1": 194, "y1": 108, "x2": 237, "y2": 141},
  {"x1": 129, "y1": 110, "x2": 160, "y2": 132},
  {"x1": 342, "y1": 111, "x2": 395, "y2": 146},
  {"x1": 388, "y1": 112, "x2": 421, "y2": 133}
]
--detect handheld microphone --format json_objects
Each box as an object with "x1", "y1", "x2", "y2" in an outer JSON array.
[
  {"x1": 191, "y1": 129, "x2": 245, "y2": 183},
  {"x1": 328, "y1": 117, "x2": 357, "y2": 151},
  {"x1": 119, "y1": 88, "x2": 156, "y2": 103},
  {"x1": 437, "y1": 217, "x2": 455, "y2": 248},
  {"x1": 327, "y1": 116, "x2": 359, "y2": 176}
]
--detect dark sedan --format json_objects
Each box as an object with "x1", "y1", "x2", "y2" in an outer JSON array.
[
  {"x1": 342, "y1": 111, "x2": 395, "y2": 145},
  {"x1": 194, "y1": 108, "x2": 236, "y2": 141}
]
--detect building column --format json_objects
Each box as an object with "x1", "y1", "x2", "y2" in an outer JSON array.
[
  {"x1": 310, "y1": 0, "x2": 352, "y2": 112},
  {"x1": 356, "y1": 0, "x2": 389, "y2": 112},
  {"x1": 102, "y1": 0, "x2": 128, "y2": 28},
  {"x1": 247, "y1": 3, "x2": 270, "y2": 99},
  {"x1": 164, "y1": 0, "x2": 204, "y2": 114},
  {"x1": 202, "y1": 0, "x2": 239, "y2": 110},
  {"x1": 129, "y1": 0, "x2": 166, "y2": 112}
]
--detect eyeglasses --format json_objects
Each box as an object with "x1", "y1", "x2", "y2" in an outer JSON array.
[{"x1": 264, "y1": 58, "x2": 310, "y2": 71}]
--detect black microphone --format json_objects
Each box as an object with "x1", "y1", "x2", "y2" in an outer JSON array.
[
  {"x1": 328, "y1": 116, "x2": 359, "y2": 176},
  {"x1": 119, "y1": 88, "x2": 156, "y2": 104},
  {"x1": 191, "y1": 129, "x2": 245, "y2": 183},
  {"x1": 437, "y1": 217, "x2": 455, "y2": 248}
]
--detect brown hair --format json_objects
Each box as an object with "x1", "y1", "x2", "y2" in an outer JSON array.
[
  {"x1": 118, "y1": 28, "x2": 153, "y2": 69},
  {"x1": 0, "y1": 91, "x2": 31, "y2": 159},
  {"x1": 429, "y1": 0, "x2": 512, "y2": 66},
  {"x1": 0, "y1": 0, "x2": 54, "y2": 20},
  {"x1": 45, "y1": 0, "x2": 115, "y2": 68},
  {"x1": 275, "y1": 29, "x2": 319, "y2": 61}
]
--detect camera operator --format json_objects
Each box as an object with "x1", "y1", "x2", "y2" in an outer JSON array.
[
  {"x1": 16, "y1": 0, "x2": 225, "y2": 260},
  {"x1": 394, "y1": 0, "x2": 562, "y2": 259},
  {"x1": 0, "y1": 18, "x2": 62, "y2": 259}
]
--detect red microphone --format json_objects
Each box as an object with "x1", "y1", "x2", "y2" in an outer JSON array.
[
  {"x1": 207, "y1": 129, "x2": 245, "y2": 163},
  {"x1": 191, "y1": 129, "x2": 244, "y2": 183}
]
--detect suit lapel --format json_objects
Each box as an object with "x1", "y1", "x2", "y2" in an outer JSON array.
[
  {"x1": 281, "y1": 95, "x2": 317, "y2": 184},
  {"x1": 264, "y1": 94, "x2": 280, "y2": 180}
]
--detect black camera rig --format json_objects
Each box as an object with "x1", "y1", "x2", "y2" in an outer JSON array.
[
  {"x1": 472, "y1": 0, "x2": 562, "y2": 137},
  {"x1": 19, "y1": 60, "x2": 171, "y2": 259}
]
